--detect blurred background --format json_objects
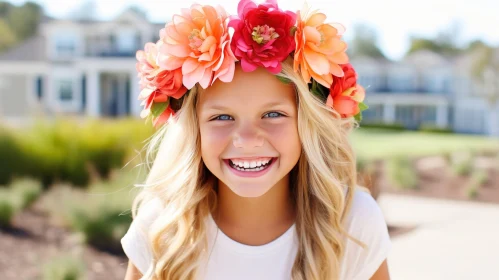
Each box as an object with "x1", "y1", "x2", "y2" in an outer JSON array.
[{"x1": 0, "y1": 0, "x2": 498, "y2": 279}]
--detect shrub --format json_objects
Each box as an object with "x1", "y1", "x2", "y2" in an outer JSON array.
[
  {"x1": 359, "y1": 122, "x2": 406, "y2": 131},
  {"x1": 418, "y1": 124, "x2": 453, "y2": 134},
  {"x1": 451, "y1": 152, "x2": 474, "y2": 177},
  {"x1": 471, "y1": 170, "x2": 489, "y2": 186},
  {"x1": 386, "y1": 156, "x2": 418, "y2": 190},
  {"x1": 0, "y1": 128, "x2": 25, "y2": 186},
  {"x1": 0, "y1": 118, "x2": 154, "y2": 189},
  {"x1": 0, "y1": 189, "x2": 21, "y2": 228},
  {"x1": 11, "y1": 178, "x2": 43, "y2": 209},
  {"x1": 43, "y1": 167, "x2": 144, "y2": 253},
  {"x1": 42, "y1": 254, "x2": 86, "y2": 280}
]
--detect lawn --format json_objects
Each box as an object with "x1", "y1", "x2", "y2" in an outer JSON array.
[{"x1": 350, "y1": 128, "x2": 499, "y2": 160}]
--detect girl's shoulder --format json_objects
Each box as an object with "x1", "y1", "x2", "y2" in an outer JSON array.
[
  {"x1": 340, "y1": 188, "x2": 392, "y2": 280},
  {"x1": 121, "y1": 198, "x2": 164, "y2": 275}
]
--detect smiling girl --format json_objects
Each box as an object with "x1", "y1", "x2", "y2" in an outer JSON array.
[{"x1": 121, "y1": 1, "x2": 391, "y2": 279}]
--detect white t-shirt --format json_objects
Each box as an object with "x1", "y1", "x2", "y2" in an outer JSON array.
[{"x1": 121, "y1": 189, "x2": 391, "y2": 280}]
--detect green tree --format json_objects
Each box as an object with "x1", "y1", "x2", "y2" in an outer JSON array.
[
  {"x1": 0, "y1": 18, "x2": 17, "y2": 52},
  {"x1": 0, "y1": 1, "x2": 13, "y2": 18},
  {"x1": 348, "y1": 23, "x2": 386, "y2": 59},
  {"x1": 406, "y1": 21, "x2": 463, "y2": 56},
  {"x1": 6, "y1": 2, "x2": 43, "y2": 40}
]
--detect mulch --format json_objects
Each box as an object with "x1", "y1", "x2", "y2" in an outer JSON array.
[{"x1": 0, "y1": 198, "x2": 127, "y2": 280}]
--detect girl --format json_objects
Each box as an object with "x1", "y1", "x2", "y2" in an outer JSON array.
[{"x1": 121, "y1": 1, "x2": 392, "y2": 279}]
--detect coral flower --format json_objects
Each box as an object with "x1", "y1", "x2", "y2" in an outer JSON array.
[
  {"x1": 136, "y1": 42, "x2": 187, "y2": 122},
  {"x1": 293, "y1": 3, "x2": 349, "y2": 87},
  {"x1": 159, "y1": 4, "x2": 236, "y2": 89}
]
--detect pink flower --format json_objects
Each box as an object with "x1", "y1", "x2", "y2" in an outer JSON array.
[
  {"x1": 159, "y1": 4, "x2": 236, "y2": 89},
  {"x1": 136, "y1": 42, "x2": 187, "y2": 121},
  {"x1": 229, "y1": 0, "x2": 296, "y2": 74},
  {"x1": 293, "y1": 4, "x2": 349, "y2": 87}
]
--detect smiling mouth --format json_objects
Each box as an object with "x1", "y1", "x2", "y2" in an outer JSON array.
[{"x1": 226, "y1": 157, "x2": 276, "y2": 172}]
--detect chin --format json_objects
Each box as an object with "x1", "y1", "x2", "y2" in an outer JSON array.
[{"x1": 226, "y1": 182, "x2": 274, "y2": 198}]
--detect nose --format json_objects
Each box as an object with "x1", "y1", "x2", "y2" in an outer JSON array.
[{"x1": 233, "y1": 121, "x2": 264, "y2": 149}]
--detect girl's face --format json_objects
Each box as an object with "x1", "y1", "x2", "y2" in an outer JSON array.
[{"x1": 197, "y1": 66, "x2": 302, "y2": 197}]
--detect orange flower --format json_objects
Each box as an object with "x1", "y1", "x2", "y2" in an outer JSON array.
[
  {"x1": 159, "y1": 4, "x2": 236, "y2": 89},
  {"x1": 293, "y1": 4, "x2": 349, "y2": 87}
]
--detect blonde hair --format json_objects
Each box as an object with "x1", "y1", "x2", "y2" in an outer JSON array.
[{"x1": 130, "y1": 58, "x2": 363, "y2": 280}]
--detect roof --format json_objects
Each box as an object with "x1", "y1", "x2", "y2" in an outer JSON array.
[{"x1": 0, "y1": 35, "x2": 46, "y2": 61}]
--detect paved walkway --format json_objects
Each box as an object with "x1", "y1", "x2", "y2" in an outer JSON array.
[{"x1": 377, "y1": 193, "x2": 499, "y2": 280}]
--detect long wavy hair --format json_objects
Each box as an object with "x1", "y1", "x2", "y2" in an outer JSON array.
[{"x1": 130, "y1": 58, "x2": 364, "y2": 280}]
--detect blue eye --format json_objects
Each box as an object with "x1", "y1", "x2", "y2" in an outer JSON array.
[
  {"x1": 214, "y1": 115, "x2": 233, "y2": 121},
  {"x1": 264, "y1": 112, "x2": 284, "y2": 118}
]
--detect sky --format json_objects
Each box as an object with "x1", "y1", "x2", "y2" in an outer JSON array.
[{"x1": 9, "y1": 0, "x2": 499, "y2": 60}]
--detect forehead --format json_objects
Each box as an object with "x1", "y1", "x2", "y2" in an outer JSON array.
[{"x1": 197, "y1": 65, "x2": 296, "y2": 109}]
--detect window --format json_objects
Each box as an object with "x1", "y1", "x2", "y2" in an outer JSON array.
[
  {"x1": 58, "y1": 79, "x2": 73, "y2": 101},
  {"x1": 54, "y1": 34, "x2": 77, "y2": 56},
  {"x1": 117, "y1": 29, "x2": 138, "y2": 53}
]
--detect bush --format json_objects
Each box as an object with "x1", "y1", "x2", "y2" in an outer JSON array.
[
  {"x1": 386, "y1": 156, "x2": 418, "y2": 190},
  {"x1": 0, "y1": 128, "x2": 25, "y2": 186},
  {"x1": 0, "y1": 118, "x2": 154, "y2": 189},
  {"x1": 360, "y1": 122, "x2": 406, "y2": 131},
  {"x1": 42, "y1": 254, "x2": 86, "y2": 280},
  {"x1": 418, "y1": 124, "x2": 453, "y2": 134},
  {"x1": 471, "y1": 170, "x2": 488, "y2": 186},
  {"x1": 11, "y1": 178, "x2": 43, "y2": 209},
  {"x1": 43, "y1": 167, "x2": 144, "y2": 253},
  {"x1": 0, "y1": 189, "x2": 21, "y2": 228},
  {"x1": 451, "y1": 152, "x2": 474, "y2": 177}
]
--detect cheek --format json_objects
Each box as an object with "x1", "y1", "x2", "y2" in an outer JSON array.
[
  {"x1": 200, "y1": 125, "x2": 232, "y2": 161},
  {"x1": 264, "y1": 121, "x2": 301, "y2": 156}
]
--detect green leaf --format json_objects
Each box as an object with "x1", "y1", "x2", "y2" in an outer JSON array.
[
  {"x1": 359, "y1": 102, "x2": 369, "y2": 112},
  {"x1": 151, "y1": 100, "x2": 169, "y2": 118},
  {"x1": 276, "y1": 76, "x2": 292, "y2": 84},
  {"x1": 354, "y1": 112, "x2": 363, "y2": 122}
]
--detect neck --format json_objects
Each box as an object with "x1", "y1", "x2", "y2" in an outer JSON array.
[{"x1": 213, "y1": 175, "x2": 296, "y2": 245}]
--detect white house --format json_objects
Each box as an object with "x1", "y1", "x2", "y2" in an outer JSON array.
[
  {"x1": 0, "y1": 11, "x2": 497, "y2": 136},
  {"x1": 0, "y1": 9, "x2": 163, "y2": 123},
  {"x1": 351, "y1": 49, "x2": 499, "y2": 136}
]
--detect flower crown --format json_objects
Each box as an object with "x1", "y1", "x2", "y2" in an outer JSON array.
[{"x1": 136, "y1": 0, "x2": 368, "y2": 127}]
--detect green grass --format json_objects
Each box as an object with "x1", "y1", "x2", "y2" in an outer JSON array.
[{"x1": 350, "y1": 128, "x2": 499, "y2": 160}]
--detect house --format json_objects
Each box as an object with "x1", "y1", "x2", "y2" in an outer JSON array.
[
  {"x1": 351, "y1": 49, "x2": 499, "y2": 136},
  {"x1": 0, "y1": 9, "x2": 163, "y2": 123},
  {"x1": 0, "y1": 11, "x2": 497, "y2": 136}
]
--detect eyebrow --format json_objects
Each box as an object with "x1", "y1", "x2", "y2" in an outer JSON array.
[{"x1": 204, "y1": 101, "x2": 290, "y2": 110}]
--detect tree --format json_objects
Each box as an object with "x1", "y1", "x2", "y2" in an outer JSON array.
[
  {"x1": 6, "y1": 2, "x2": 43, "y2": 40},
  {"x1": 406, "y1": 21, "x2": 463, "y2": 56},
  {"x1": 127, "y1": 6, "x2": 148, "y2": 19},
  {"x1": 470, "y1": 44, "x2": 499, "y2": 136},
  {"x1": 348, "y1": 23, "x2": 386, "y2": 59},
  {"x1": 0, "y1": 18, "x2": 17, "y2": 52}
]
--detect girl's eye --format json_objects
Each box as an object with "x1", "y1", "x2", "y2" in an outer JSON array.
[
  {"x1": 213, "y1": 115, "x2": 233, "y2": 121},
  {"x1": 263, "y1": 112, "x2": 284, "y2": 118}
]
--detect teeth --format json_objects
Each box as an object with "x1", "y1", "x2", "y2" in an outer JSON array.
[{"x1": 229, "y1": 158, "x2": 273, "y2": 172}]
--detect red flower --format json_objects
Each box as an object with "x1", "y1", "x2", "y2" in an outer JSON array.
[
  {"x1": 326, "y1": 64, "x2": 365, "y2": 118},
  {"x1": 229, "y1": 0, "x2": 296, "y2": 74}
]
